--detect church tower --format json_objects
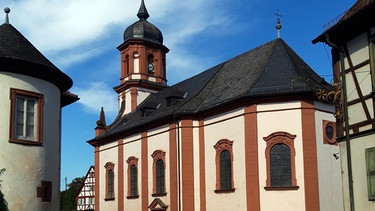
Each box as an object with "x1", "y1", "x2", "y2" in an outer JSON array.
[{"x1": 115, "y1": 0, "x2": 169, "y2": 115}]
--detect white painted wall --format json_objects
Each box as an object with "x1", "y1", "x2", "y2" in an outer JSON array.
[
  {"x1": 203, "y1": 108, "x2": 248, "y2": 211},
  {"x1": 0, "y1": 72, "x2": 61, "y2": 211},
  {"x1": 147, "y1": 126, "x2": 171, "y2": 206},
  {"x1": 123, "y1": 135, "x2": 142, "y2": 210},
  {"x1": 257, "y1": 101, "x2": 306, "y2": 211},
  {"x1": 98, "y1": 141, "x2": 119, "y2": 211},
  {"x1": 350, "y1": 135, "x2": 375, "y2": 210},
  {"x1": 314, "y1": 102, "x2": 344, "y2": 211}
]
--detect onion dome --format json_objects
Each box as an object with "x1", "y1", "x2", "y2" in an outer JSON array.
[{"x1": 123, "y1": 0, "x2": 163, "y2": 45}]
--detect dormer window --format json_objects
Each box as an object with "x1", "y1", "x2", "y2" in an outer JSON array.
[
  {"x1": 165, "y1": 91, "x2": 187, "y2": 108},
  {"x1": 140, "y1": 101, "x2": 160, "y2": 117}
]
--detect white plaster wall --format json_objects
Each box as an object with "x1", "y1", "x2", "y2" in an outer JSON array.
[
  {"x1": 0, "y1": 72, "x2": 61, "y2": 211},
  {"x1": 204, "y1": 108, "x2": 248, "y2": 210},
  {"x1": 314, "y1": 102, "x2": 344, "y2": 211},
  {"x1": 137, "y1": 89, "x2": 151, "y2": 106},
  {"x1": 124, "y1": 90, "x2": 132, "y2": 114},
  {"x1": 257, "y1": 101, "x2": 306, "y2": 211},
  {"x1": 192, "y1": 120, "x2": 201, "y2": 211},
  {"x1": 350, "y1": 135, "x2": 375, "y2": 211},
  {"x1": 123, "y1": 135, "x2": 142, "y2": 210},
  {"x1": 148, "y1": 125, "x2": 171, "y2": 206},
  {"x1": 99, "y1": 141, "x2": 119, "y2": 211}
]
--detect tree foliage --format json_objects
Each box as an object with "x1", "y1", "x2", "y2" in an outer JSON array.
[
  {"x1": 60, "y1": 177, "x2": 84, "y2": 210},
  {"x1": 0, "y1": 168, "x2": 7, "y2": 211}
]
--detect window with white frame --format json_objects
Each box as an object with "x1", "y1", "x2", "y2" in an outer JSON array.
[{"x1": 9, "y1": 88, "x2": 43, "y2": 145}]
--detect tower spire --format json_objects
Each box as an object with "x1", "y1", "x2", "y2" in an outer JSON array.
[
  {"x1": 275, "y1": 10, "x2": 282, "y2": 38},
  {"x1": 137, "y1": 0, "x2": 150, "y2": 20},
  {"x1": 4, "y1": 7, "x2": 10, "y2": 24}
]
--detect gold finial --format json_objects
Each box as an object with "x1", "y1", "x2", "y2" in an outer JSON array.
[{"x1": 274, "y1": 10, "x2": 282, "y2": 38}]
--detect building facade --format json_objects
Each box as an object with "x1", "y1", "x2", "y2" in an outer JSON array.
[
  {"x1": 89, "y1": 1, "x2": 344, "y2": 210},
  {"x1": 75, "y1": 166, "x2": 95, "y2": 210},
  {"x1": 313, "y1": 0, "x2": 375, "y2": 210},
  {"x1": 0, "y1": 8, "x2": 78, "y2": 210}
]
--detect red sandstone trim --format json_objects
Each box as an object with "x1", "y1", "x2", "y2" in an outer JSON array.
[
  {"x1": 141, "y1": 132, "x2": 148, "y2": 211},
  {"x1": 94, "y1": 146, "x2": 100, "y2": 211},
  {"x1": 263, "y1": 132, "x2": 297, "y2": 188},
  {"x1": 104, "y1": 162, "x2": 115, "y2": 200},
  {"x1": 126, "y1": 156, "x2": 139, "y2": 197},
  {"x1": 322, "y1": 120, "x2": 337, "y2": 145},
  {"x1": 181, "y1": 119, "x2": 195, "y2": 210},
  {"x1": 151, "y1": 150, "x2": 166, "y2": 195},
  {"x1": 130, "y1": 87, "x2": 137, "y2": 111},
  {"x1": 301, "y1": 100, "x2": 320, "y2": 211},
  {"x1": 244, "y1": 105, "x2": 260, "y2": 211},
  {"x1": 213, "y1": 139, "x2": 234, "y2": 191}
]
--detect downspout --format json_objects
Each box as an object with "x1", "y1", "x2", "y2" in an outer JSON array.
[{"x1": 324, "y1": 34, "x2": 355, "y2": 211}]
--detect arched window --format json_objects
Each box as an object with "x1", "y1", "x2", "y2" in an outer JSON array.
[
  {"x1": 264, "y1": 132, "x2": 298, "y2": 190},
  {"x1": 151, "y1": 150, "x2": 166, "y2": 196},
  {"x1": 147, "y1": 54, "x2": 155, "y2": 74},
  {"x1": 214, "y1": 139, "x2": 234, "y2": 192},
  {"x1": 126, "y1": 156, "x2": 139, "y2": 198},
  {"x1": 104, "y1": 162, "x2": 115, "y2": 199},
  {"x1": 108, "y1": 170, "x2": 114, "y2": 198},
  {"x1": 270, "y1": 143, "x2": 291, "y2": 186},
  {"x1": 220, "y1": 150, "x2": 232, "y2": 189},
  {"x1": 125, "y1": 54, "x2": 130, "y2": 75},
  {"x1": 156, "y1": 159, "x2": 165, "y2": 194},
  {"x1": 130, "y1": 165, "x2": 137, "y2": 195}
]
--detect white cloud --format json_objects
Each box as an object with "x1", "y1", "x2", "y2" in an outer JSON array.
[
  {"x1": 5, "y1": 0, "x2": 238, "y2": 116},
  {"x1": 72, "y1": 81, "x2": 118, "y2": 119},
  {"x1": 7, "y1": 0, "x2": 233, "y2": 66}
]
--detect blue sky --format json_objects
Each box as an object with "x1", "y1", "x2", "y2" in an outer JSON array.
[{"x1": 4, "y1": 0, "x2": 356, "y2": 189}]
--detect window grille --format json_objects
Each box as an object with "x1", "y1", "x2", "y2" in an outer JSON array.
[{"x1": 270, "y1": 143, "x2": 292, "y2": 187}]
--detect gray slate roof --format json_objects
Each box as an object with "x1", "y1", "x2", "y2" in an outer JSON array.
[
  {"x1": 0, "y1": 23, "x2": 73, "y2": 92},
  {"x1": 90, "y1": 38, "x2": 332, "y2": 143}
]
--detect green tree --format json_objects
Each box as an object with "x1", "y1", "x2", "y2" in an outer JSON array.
[
  {"x1": 60, "y1": 177, "x2": 84, "y2": 210},
  {"x1": 0, "y1": 168, "x2": 7, "y2": 211}
]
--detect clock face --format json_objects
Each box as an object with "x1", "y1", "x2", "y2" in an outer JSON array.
[{"x1": 148, "y1": 62, "x2": 154, "y2": 72}]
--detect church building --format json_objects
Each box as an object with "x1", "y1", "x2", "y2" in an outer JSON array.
[{"x1": 88, "y1": 1, "x2": 343, "y2": 210}]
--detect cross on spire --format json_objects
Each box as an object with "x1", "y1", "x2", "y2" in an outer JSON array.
[{"x1": 274, "y1": 10, "x2": 282, "y2": 38}]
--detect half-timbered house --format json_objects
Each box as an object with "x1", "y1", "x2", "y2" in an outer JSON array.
[
  {"x1": 75, "y1": 166, "x2": 95, "y2": 211},
  {"x1": 313, "y1": 0, "x2": 375, "y2": 210}
]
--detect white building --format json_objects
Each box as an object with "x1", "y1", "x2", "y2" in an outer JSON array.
[
  {"x1": 88, "y1": 1, "x2": 344, "y2": 210},
  {"x1": 0, "y1": 8, "x2": 78, "y2": 210},
  {"x1": 313, "y1": 0, "x2": 375, "y2": 210}
]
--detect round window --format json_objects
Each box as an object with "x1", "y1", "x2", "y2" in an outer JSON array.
[{"x1": 325, "y1": 125, "x2": 334, "y2": 140}]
